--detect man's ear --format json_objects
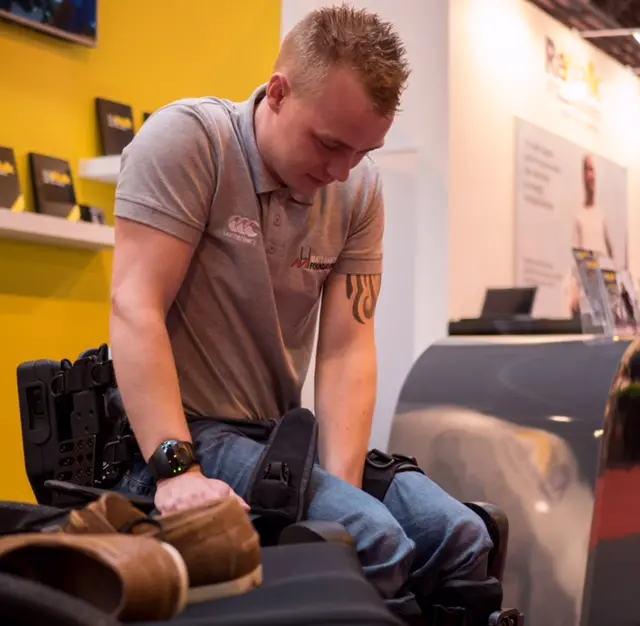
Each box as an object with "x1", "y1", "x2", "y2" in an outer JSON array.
[{"x1": 265, "y1": 73, "x2": 292, "y2": 113}]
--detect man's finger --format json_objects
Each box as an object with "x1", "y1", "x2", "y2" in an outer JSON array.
[{"x1": 236, "y1": 494, "x2": 250, "y2": 511}]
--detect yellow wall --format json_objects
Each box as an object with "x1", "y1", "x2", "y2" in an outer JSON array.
[{"x1": 0, "y1": 0, "x2": 281, "y2": 502}]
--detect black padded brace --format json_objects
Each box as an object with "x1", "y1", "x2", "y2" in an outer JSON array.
[
  {"x1": 362, "y1": 449, "x2": 425, "y2": 502},
  {"x1": 245, "y1": 408, "x2": 318, "y2": 527}
]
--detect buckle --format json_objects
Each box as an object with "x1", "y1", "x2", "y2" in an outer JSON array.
[
  {"x1": 90, "y1": 361, "x2": 116, "y2": 387},
  {"x1": 103, "y1": 435, "x2": 137, "y2": 464},
  {"x1": 366, "y1": 448, "x2": 395, "y2": 469},
  {"x1": 489, "y1": 609, "x2": 525, "y2": 626},
  {"x1": 391, "y1": 452, "x2": 418, "y2": 465},
  {"x1": 263, "y1": 461, "x2": 290, "y2": 484}
]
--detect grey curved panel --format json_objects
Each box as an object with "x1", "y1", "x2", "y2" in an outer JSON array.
[{"x1": 388, "y1": 335, "x2": 630, "y2": 626}]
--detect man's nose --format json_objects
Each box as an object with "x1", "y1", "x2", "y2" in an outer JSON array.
[{"x1": 327, "y1": 154, "x2": 354, "y2": 183}]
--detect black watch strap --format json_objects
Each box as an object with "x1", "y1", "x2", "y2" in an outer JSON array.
[{"x1": 148, "y1": 440, "x2": 197, "y2": 480}]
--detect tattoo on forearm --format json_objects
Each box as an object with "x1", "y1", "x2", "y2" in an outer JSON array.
[{"x1": 346, "y1": 274, "x2": 381, "y2": 324}]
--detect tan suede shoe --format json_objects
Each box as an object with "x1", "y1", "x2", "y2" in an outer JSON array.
[
  {"x1": 0, "y1": 532, "x2": 188, "y2": 622},
  {"x1": 64, "y1": 492, "x2": 263, "y2": 604}
]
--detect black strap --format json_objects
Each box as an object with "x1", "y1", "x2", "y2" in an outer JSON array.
[
  {"x1": 50, "y1": 356, "x2": 116, "y2": 399},
  {"x1": 0, "y1": 505, "x2": 72, "y2": 536},
  {"x1": 362, "y1": 448, "x2": 425, "y2": 502},
  {"x1": 102, "y1": 434, "x2": 139, "y2": 464},
  {"x1": 245, "y1": 408, "x2": 318, "y2": 527},
  {"x1": 429, "y1": 605, "x2": 467, "y2": 625},
  {"x1": 419, "y1": 577, "x2": 506, "y2": 626}
]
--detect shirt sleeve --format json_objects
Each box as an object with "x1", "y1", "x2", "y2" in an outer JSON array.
[
  {"x1": 114, "y1": 102, "x2": 217, "y2": 246},
  {"x1": 332, "y1": 165, "x2": 384, "y2": 276}
]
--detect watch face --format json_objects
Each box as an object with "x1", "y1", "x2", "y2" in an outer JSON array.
[{"x1": 160, "y1": 441, "x2": 194, "y2": 476}]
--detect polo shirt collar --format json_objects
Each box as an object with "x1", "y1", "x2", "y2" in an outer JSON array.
[{"x1": 238, "y1": 84, "x2": 315, "y2": 206}]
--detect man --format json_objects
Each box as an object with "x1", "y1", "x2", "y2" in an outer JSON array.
[
  {"x1": 573, "y1": 155, "x2": 615, "y2": 264},
  {"x1": 110, "y1": 3, "x2": 492, "y2": 613}
]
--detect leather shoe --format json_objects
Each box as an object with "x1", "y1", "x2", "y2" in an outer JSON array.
[
  {"x1": 64, "y1": 492, "x2": 263, "y2": 603},
  {"x1": 0, "y1": 532, "x2": 188, "y2": 621}
]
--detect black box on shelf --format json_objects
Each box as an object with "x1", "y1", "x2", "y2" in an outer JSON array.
[
  {"x1": 28, "y1": 153, "x2": 80, "y2": 220},
  {"x1": 79, "y1": 204, "x2": 106, "y2": 224},
  {"x1": 96, "y1": 98, "x2": 135, "y2": 156},
  {"x1": 0, "y1": 146, "x2": 24, "y2": 212}
]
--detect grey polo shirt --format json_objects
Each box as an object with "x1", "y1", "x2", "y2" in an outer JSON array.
[{"x1": 114, "y1": 85, "x2": 384, "y2": 422}]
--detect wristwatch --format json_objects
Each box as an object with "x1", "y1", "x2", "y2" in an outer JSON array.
[{"x1": 148, "y1": 440, "x2": 198, "y2": 480}]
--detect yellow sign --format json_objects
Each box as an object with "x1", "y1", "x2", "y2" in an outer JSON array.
[
  {"x1": 107, "y1": 113, "x2": 133, "y2": 131},
  {"x1": 42, "y1": 169, "x2": 71, "y2": 187},
  {"x1": 545, "y1": 35, "x2": 601, "y2": 102},
  {"x1": 0, "y1": 160, "x2": 15, "y2": 176}
]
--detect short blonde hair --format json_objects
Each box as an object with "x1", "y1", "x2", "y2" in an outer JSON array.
[{"x1": 276, "y1": 3, "x2": 410, "y2": 117}]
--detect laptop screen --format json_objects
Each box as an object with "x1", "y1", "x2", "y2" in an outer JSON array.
[{"x1": 480, "y1": 287, "x2": 537, "y2": 319}]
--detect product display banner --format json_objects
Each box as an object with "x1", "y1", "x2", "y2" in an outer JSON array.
[
  {"x1": 0, "y1": 146, "x2": 24, "y2": 212},
  {"x1": 515, "y1": 118, "x2": 629, "y2": 319},
  {"x1": 29, "y1": 152, "x2": 80, "y2": 220},
  {"x1": 96, "y1": 97, "x2": 135, "y2": 156}
]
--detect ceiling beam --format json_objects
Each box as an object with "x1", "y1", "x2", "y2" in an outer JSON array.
[{"x1": 579, "y1": 27, "x2": 640, "y2": 37}]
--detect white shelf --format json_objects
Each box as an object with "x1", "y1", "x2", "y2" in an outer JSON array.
[
  {"x1": 78, "y1": 155, "x2": 121, "y2": 184},
  {"x1": 0, "y1": 210, "x2": 114, "y2": 250}
]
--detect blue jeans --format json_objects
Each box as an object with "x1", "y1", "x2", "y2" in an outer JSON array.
[{"x1": 116, "y1": 418, "x2": 493, "y2": 603}]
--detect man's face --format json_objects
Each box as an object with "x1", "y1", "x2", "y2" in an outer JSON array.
[
  {"x1": 584, "y1": 156, "x2": 595, "y2": 196},
  {"x1": 264, "y1": 67, "x2": 394, "y2": 196}
]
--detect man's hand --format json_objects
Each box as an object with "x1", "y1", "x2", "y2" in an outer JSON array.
[
  {"x1": 314, "y1": 271, "x2": 381, "y2": 488},
  {"x1": 155, "y1": 467, "x2": 250, "y2": 515}
]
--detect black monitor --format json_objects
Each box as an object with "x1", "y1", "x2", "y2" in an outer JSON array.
[
  {"x1": 0, "y1": 1, "x2": 98, "y2": 48},
  {"x1": 480, "y1": 287, "x2": 537, "y2": 319}
]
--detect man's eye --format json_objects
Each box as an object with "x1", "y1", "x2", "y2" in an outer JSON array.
[{"x1": 320, "y1": 140, "x2": 339, "y2": 151}]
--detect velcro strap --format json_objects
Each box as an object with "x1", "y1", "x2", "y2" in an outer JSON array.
[
  {"x1": 102, "y1": 435, "x2": 138, "y2": 464},
  {"x1": 91, "y1": 361, "x2": 116, "y2": 386},
  {"x1": 50, "y1": 358, "x2": 116, "y2": 398},
  {"x1": 245, "y1": 408, "x2": 318, "y2": 526},
  {"x1": 362, "y1": 449, "x2": 424, "y2": 502}
]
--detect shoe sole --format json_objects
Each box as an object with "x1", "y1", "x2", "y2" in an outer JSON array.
[
  {"x1": 187, "y1": 564, "x2": 263, "y2": 604},
  {"x1": 159, "y1": 541, "x2": 190, "y2": 616}
]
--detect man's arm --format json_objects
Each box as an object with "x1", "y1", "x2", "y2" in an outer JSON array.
[
  {"x1": 313, "y1": 165, "x2": 385, "y2": 488},
  {"x1": 573, "y1": 218, "x2": 582, "y2": 250},
  {"x1": 111, "y1": 219, "x2": 197, "y2": 461},
  {"x1": 604, "y1": 224, "x2": 615, "y2": 264},
  {"x1": 110, "y1": 104, "x2": 216, "y2": 462},
  {"x1": 314, "y1": 271, "x2": 381, "y2": 487}
]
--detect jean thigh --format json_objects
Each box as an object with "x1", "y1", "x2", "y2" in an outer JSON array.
[
  {"x1": 306, "y1": 464, "x2": 415, "y2": 600},
  {"x1": 190, "y1": 420, "x2": 265, "y2": 499},
  {"x1": 383, "y1": 471, "x2": 493, "y2": 584},
  {"x1": 116, "y1": 419, "x2": 265, "y2": 500}
]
